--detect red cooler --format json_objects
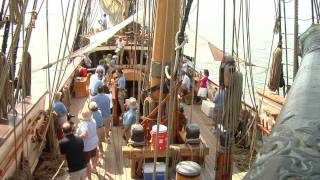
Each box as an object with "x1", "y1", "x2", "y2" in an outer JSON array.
[{"x1": 151, "y1": 125, "x2": 167, "y2": 150}]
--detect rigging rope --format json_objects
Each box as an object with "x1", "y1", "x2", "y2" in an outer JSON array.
[
  {"x1": 10, "y1": 35, "x2": 19, "y2": 81},
  {"x1": 282, "y1": 0, "x2": 290, "y2": 94},
  {"x1": 189, "y1": 0, "x2": 199, "y2": 122},
  {"x1": 46, "y1": 0, "x2": 51, "y2": 96},
  {"x1": 1, "y1": 17, "x2": 10, "y2": 53},
  {"x1": 293, "y1": 0, "x2": 299, "y2": 77},
  {"x1": 268, "y1": 45, "x2": 284, "y2": 91},
  {"x1": 56, "y1": 0, "x2": 86, "y2": 89},
  {"x1": 218, "y1": 56, "x2": 243, "y2": 178},
  {"x1": 50, "y1": 0, "x2": 71, "y2": 94},
  {"x1": 20, "y1": 52, "x2": 31, "y2": 98},
  {"x1": 0, "y1": 53, "x2": 9, "y2": 118},
  {"x1": 137, "y1": 0, "x2": 148, "y2": 123},
  {"x1": 0, "y1": 0, "x2": 6, "y2": 28}
]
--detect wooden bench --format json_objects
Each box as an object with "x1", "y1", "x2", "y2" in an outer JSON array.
[{"x1": 122, "y1": 143, "x2": 209, "y2": 178}]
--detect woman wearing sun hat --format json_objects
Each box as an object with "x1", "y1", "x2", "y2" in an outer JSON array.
[
  {"x1": 122, "y1": 97, "x2": 138, "y2": 142},
  {"x1": 76, "y1": 109, "x2": 98, "y2": 179}
]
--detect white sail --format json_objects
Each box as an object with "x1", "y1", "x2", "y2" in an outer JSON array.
[{"x1": 99, "y1": 0, "x2": 125, "y2": 25}]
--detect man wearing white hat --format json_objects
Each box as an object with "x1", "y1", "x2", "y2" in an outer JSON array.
[{"x1": 122, "y1": 97, "x2": 138, "y2": 141}]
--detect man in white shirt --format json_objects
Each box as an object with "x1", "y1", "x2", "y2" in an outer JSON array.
[
  {"x1": 182, "y1": 57, "x2": 188, "y2": 73},
  {"x1": 83, "y1": 53, "x2": 92, "y2": 68},
  {"x1": 98, "y1": 14, "x2": 108, "y2": 30},
  {"x1": 181, "y1": 70, "x2": 190, "y2": 95},
  {"x1": 115, "y1": 37, "x2": 125, "y2": 64}
]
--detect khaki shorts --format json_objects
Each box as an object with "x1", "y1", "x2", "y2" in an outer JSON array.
[
  {"x1": 67, "y1": 168, "x2": 86, "y2": 180},
  {"x1": 97, "y1": 127, "x2": 105, "y2": 143},
  {"x1": 103, "y1": 117, "x2": 112, "y2": 126}
]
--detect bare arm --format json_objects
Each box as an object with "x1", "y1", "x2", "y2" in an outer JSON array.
[{"x1": 79, "y1": 130, "x2": 88, "y2": 139}]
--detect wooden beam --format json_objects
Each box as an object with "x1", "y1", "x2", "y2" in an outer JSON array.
[{"x1": 122, "y1": 143, "x2": 209, "y2": 159}]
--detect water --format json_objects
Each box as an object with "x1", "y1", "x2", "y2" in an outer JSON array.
[
  {"x1": 1, "y1": 1, "x2": 314, "y2": 101},
  {"x1": 187, "y1": 0, "x2": 313, "y2": 102}
]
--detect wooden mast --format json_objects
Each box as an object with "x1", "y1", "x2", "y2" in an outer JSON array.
[{"x1": 149, "y1": 0, "x2": 180, "y2": 101}]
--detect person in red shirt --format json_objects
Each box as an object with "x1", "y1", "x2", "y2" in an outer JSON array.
[{"x1": 197, "y1": 69, "x2": 209, "y2": 100}]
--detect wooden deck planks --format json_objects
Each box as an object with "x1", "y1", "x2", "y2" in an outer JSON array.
[
  {"x1": 183, "y1": 104, "x2": 216, "y2": 180},
  {"x1": 55, "y1": 96, "x2": 246, "y2": 179},
  {"x1": 183, "y1": 103, "x2": 247, "y2": 179}
]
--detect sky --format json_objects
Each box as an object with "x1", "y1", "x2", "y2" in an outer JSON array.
[{"x1": 0, "y1": 0, "x2": 315, "y2": 96}]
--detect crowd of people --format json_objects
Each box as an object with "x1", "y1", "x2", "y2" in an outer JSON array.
[
  {"x1": 52, "y1": 50, "x2": 227, "y2": 179},
  {"x1": 52, "y1": 51, "x2": 138, "y2": 179}
]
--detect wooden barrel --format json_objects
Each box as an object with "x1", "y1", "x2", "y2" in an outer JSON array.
[{"x1": 176, "y1": 161, "x2": 201, "y2": 180}]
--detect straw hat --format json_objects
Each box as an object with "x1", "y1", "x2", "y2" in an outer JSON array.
[
  {"x1": 88, "y1": 101, "x2": 98, "y2": 111},
  {"x1": 126, "y1": 97, "x2": 138, "y2": 109},
  {"x1": 112, "y1": 55, "x2": 118, "y2": 59},
  {"x1": 78, "y1": 109, "x2": 92, "y2": 121}
]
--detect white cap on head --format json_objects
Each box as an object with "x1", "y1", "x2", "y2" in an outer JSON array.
[{"x1": 88, "y1": 101, "x2": 98, "y2": 111}]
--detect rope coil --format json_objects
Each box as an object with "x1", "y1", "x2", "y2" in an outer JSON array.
[{"x1": 268, "y1": 46, "x2": 283, "y2": 91}]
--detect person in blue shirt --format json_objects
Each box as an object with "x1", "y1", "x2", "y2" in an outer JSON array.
[
  {"x1": 122, "y1": 97, "x2": 137, "y2": 142},
  {"x1": 117, "y1": 69, "x2": 126, "y2": 114},
  {"x1": 91, "y1": 85, "x2": 111, "y2": 141},
  {"x1": 89, "y1": 67, "x2": 104, "y2": 96},
  {"x1": 213, "y1": 86, "x2": 225, "y2": 120},
  {"x1": 52, "y1": 92, "x2": 68, "y2": 126},
  {"x1": 89, "y1": 101, "x2": 105, "y2": 153},
  {"x1": 110, "y1": 55, "x2": 117, "y2": 66}
]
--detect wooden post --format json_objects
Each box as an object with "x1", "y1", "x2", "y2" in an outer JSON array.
[{"x1": 215, "y1": 150, "x2": 232, "y2": 180}]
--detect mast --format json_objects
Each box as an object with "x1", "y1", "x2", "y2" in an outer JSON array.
[
  {"x1": 149, "y1": 0, "x2": 180, "y2": 179},
  {"x1": 149, "y1": 0, "x2": 180, "y2": 101}
]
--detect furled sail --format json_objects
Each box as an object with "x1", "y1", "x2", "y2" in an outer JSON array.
[{"x1": 99, "y1": 0, "x2": 125, "y2": 25}]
